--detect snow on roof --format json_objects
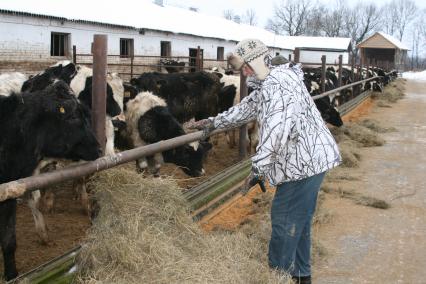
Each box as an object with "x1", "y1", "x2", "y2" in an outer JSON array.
[
  {"x1": 377, "y1": 32, "x2": 409, "y2": 50},
  {"x1": 0, "y1": 0, "x2": 351, "y2": 51}
]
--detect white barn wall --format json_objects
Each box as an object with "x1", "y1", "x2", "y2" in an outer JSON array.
[{"x1": 299, "y1": 50, "x2": 349, "y2": 65}]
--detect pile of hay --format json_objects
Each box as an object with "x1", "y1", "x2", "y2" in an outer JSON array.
[
  {"x1": 371, "y1": 79, "x2": 405, "y2": 104},
  {"x1": 359, "y1": 119, "x2": 396, "y2": 133},
  {"x1": 77, "y1": 168, "x2": 290, "y2": 284}
]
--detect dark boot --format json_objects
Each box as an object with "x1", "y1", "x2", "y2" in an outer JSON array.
[{"x1": 292, "y1": 275, "x2": 311, "y2": 284}]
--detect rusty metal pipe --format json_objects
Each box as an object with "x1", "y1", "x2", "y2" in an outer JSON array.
[{"x1": 92, "y1": 35, "x2": 108, "y2": 155}]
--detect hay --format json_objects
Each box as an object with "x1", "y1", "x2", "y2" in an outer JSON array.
[
  {"x1": 372, "y1": 80, "x2": 405, "y2": 103},
  {"x1": 359, "y1": 119, "x2": 397, "y2": 133},
  {"x1": 77, "y1": 168, "x2": 289, "y2": 284},
  {"x1": 339, "y1": 141, "x2": 361, "y2": 168}
]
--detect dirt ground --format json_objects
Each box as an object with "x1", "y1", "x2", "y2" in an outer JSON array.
[{"x1": 312, "y1": 79, "x2": 426, "y2": 283}]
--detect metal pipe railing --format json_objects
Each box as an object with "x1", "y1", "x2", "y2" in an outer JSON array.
[{"x1": 312, "y1": 76, "x2": 380, "y2": 100}]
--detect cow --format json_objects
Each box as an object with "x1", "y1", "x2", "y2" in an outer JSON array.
[
  {"x1": 122, "y1": 91, "x2": 211, "y2": 177},
  {"x1": 0, "y1": 72, "x2": 28, "y2": 97},
  {"x1": 303, "y1": 67, "x2": 343, "y2": 127},
  {"x1": 16, "y1": 62, "x2": 124, "y2": 242},
  {"x1": 0, "y1": 81, "x2": 101, "y2": 281},
  {"x1": 130, "y1": 71, "x2": 222, "y2": 123}
]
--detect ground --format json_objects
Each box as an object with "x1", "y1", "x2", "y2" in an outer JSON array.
[
  {"x1": 314, "y1": 80, "x2": 426, "y2": 283},
  {"x1": 2, "y1": 80, "x2": 425, "y2": 282}
]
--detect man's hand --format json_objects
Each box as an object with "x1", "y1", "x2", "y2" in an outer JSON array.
[
  {"x1": 240, "y1": 170, "x2": 266, "y2": 196},
  {"x1": 186, "y1": 119, "x2": 215, "y2": 139}
]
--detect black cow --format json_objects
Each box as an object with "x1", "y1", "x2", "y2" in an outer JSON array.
[
  {"x1": 130, "y1": 71, "x2": 222, "y2": 123},
  {"x1": 0, "y1": 81, "x2": 100, "y2": 281},
  {"x1": 122, "y1": 91, "x2": 211, "y2": 177}
]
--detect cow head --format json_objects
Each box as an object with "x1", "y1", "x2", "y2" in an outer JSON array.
[
  {"x1": 314, "y1": 97, "x2": 343, "y2": 127},
  {"x1": 163, "y1": 140, "x2": 212, "y2": 177},
  {"x1": 21, "y1": 61, "x2": 77, "y2": 92},
  {"x1": 35, "y1": 81, "x2": 101, "y2": 161}
]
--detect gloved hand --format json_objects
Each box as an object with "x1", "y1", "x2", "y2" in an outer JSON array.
[
  {"x1": 186, "y1": 119, "x2": 215, "y2": 139},
  {"x1": 240, "y1": 169, "x2": 266, "y2": 196}
]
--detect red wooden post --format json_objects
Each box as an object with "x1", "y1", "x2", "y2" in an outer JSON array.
[
  {"x1": 92, "y1": 35, "x2": 108, "y2": 155},
  {"x1": 294, "y1": 48, "x2": 300, "y2": 63}
]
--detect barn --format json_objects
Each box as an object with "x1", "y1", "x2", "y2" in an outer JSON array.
[
  {"x1": 356, "y1": 31, "x2": 409, "y2": 71},
  {"x1": 0, "y1": 0, "x2": 352, "y2": 76}
]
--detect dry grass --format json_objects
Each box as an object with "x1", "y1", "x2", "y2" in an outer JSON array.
[
  {"x1": 76, "y1": 168, "x2": 290, "y2": 284},
  {"x1": 359, "y1": 119, "x2": 397, "y2": 133},
  {"x1": 372, "y1": 79, "x2": 405, "y2": 103}
]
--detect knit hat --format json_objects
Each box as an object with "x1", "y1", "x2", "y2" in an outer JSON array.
[
  {"x1": 234, "y1": 39, "x2": 270, "y2": 80},
  {"x1": 227, "y1": 52, "x2": 244, "y2": 70}
]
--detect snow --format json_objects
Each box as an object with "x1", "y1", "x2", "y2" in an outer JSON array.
[
  {"x1": 402, "y1": 70, "x2": 426, "y2": 81},
  {"x1": 0, "y1": 0, "x2": 351, "y2": 51},
  {"x1": 377, "y1": 32, "x2": 409, "y2": 50}
]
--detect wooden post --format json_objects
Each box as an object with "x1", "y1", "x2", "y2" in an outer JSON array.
[
  {"x1": 366, "y1": 59, "x2": 370, "y2": 78},
  {"x1": 321, "y1": 55, "x2": 326, "y2": 93},
  {"x1": 288, "y1": 54, "x2": 292, "y2": 62},
  {"x1": 239, "y1": 73, "x2": 248, "y2": 159},
  {"x1": 294, "y1": 48, "x2": 300, "y2": 63},
  {"x1": 92, "y1": 35, "x2": 107, "y2": 155},
  {"x1": 351, "y1": 55, "x2": 355, "y2": 83},
  {"x1": 337, "y1": 55, "x2": 343, "y2": 87},
  {"x1": 72, "y1": 45, "x2": 77, "y2": 64}
]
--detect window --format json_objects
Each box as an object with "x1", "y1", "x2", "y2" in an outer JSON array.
[
  {"x1": 217, "y1": 46, "x2": 224, "y2": 60},
  {"x1": 50, "y1": 32, "x2": 70, "y2": 56},
  {"x1": 161, "y1": 41, "x2": 171, "y2": 57},
  {"x1": 120, "y1": 38, "x2": 134, "y2": 58}
]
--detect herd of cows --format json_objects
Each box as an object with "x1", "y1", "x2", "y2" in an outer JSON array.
[{"x1": 0, "y1": 60, "x2": 395, "y2": 280}]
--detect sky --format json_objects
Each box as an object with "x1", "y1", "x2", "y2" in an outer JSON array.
[{"x1": 166, "y1": 0, "x2": 426, "y2": 29}]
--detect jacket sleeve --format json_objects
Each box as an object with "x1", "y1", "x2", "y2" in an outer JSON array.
[
  {"x1": 251, "y1": 77, "x2": 296, "y2": 176},
  {"x1": 210, "y1": 90, "x2": 258, "y2": 130}
]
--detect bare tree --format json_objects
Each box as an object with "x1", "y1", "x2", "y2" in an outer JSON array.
[
  {"x1": 342, "y1": 3, "x2": 382, "y2": 55},
  {"x1": 223, "y1": 9, "x2": 235, "y2": 21},
  {"x1": 381, "y1": 1, "x2": 399, "y2": 36},
  {"x1": 393, "y1": 0, "x2": 418, "y2": 41},
  {"x1": 304, "y1": 5, "x2": 327, "y2": 36},
  {"x1": 242, "y1": 9, "x2": 258, "y2": 26},
  {"x1": 266, "y1": 0, "x2": 311, "y2": 36},
  {"x1": 322, "y1": 0, "x2": 347, "y2": 37}
]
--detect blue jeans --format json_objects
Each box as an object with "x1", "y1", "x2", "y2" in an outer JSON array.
[{"x1": 268, "y1": 172, "x2": 326, "y2": 277}]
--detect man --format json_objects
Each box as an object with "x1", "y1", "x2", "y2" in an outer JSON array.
[{"x1": 190, "y1": 39, "x2": 341, "y2": 284}]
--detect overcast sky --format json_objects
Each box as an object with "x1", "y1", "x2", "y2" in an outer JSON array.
[{"x1": 166, "y1": 0, "x2": 426, "y2": 28}]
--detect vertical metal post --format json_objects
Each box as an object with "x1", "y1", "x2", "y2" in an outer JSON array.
[
  {"x1": 321, "y1": 55, "x2": 326, "y2": 93},
  {"x1": 92, "y1": 35, "x2": 107, "y2": 155},
  {"x1": 130, "y1": 54, "x2": 134, "y2": 80},
  {"x1": 239, "y1": 73, "x2": 248, "y2": 159},
  {"x1": 337, "y1": 55, "x2": 343, "y2": 87},
  {"x1": 294, "y1": 48, "x2": 300, "y2": 63},
  {"x1": 196, "y1": 46, "x2": 201, "y2": 72},
  {"x1": 72, "y1": 45, "x2": 77, "y2": 64}
]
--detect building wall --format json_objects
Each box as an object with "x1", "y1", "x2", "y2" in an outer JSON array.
[{"x1": 299, "y1": 50, "x2": 349, "y2": 65}]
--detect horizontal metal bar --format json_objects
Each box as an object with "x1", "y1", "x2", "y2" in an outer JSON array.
[
  {"x1": 312, "y1": 76, "x2": 380, "y2": 100},
  {"x1": 0, "y1": 127, "x2": 237, "y2": 201}
]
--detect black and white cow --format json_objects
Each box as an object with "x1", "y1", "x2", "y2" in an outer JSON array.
[
  {"x1": 0, "y1": 81, "x2": 100, "y2": 281},
  {"x1": 123, "y1": 91, "x2": 211, "y2": 177},
  {"x1": 303, "y1": 67, "x2": 343, "y2": 127},
  {"x1": 130, "y1": 71, "x2": 222, "y2": 123}
]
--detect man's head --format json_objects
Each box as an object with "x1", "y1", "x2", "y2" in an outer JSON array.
[{"x1": 227, "y1": 38, "x2": 270, "y2": 80}]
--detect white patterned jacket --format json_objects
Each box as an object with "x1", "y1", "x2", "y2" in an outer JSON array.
[{"x1": 211, "y1": 63, "x2": 341, "y2": 186}]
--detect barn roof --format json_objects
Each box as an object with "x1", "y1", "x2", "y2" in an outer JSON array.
[
  {"x1": 357, "y1": 32, "x2": 409, "y2": 50},
  {"x1": 0, "y1": 0, "x2": 351, "y2": 52}
]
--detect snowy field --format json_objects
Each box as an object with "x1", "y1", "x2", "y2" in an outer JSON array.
[{"x1": 402, "y1": 70, "x2": 426, "y2": 81}]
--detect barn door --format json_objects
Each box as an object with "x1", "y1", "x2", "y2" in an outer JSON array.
[{"x1": 189, "y1": 48, "x2": 203, "y2": 72}]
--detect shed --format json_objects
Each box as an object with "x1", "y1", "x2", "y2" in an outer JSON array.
[{"x1": 357, "y1": 32, "x2": 409, "y2": 71}]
